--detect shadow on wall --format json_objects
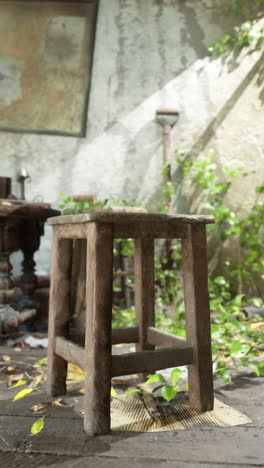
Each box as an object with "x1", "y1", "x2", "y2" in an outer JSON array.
[
  {"x1": 89, "y1": 0, "x2": 253, "y2": 139},
  {"x1": 146, "y1": 50, "x2": 264, "y2": 212},
  {"x1": 185, "y1": 51, "x2": 264, "y2": 159}
]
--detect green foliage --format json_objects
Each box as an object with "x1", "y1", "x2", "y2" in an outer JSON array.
[
  {"x1": 112, "y1": 305, "x2": 136, "y2": 328},
  {"x1": 58, "y1": 194, "x2": 105, "y2": 214},
  {"x1": 208, "y1": 0, "x2": 264, "y2": 55},
  {"x1": 58, "y1": 150, "x2": 263, "y2": 389},
  {"x1": 146, "y1": 368, "x2": 182, "y2": 402}
]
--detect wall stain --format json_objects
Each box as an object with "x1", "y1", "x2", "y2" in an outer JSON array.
[{"x1": 179, "y1": 0, "x2": 206, "y2": 57}]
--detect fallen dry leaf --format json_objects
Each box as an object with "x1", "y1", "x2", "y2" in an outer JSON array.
[
  {"x1": 31, "y1": 402, "x2": 51, "y2": 413},
  {"x1": 30, "y1": 374, "x2": 44, "y2": 389},
  {"x1": 250, "y1": 322, "x2": 264, "y2": 332},
  {"x1": 7, "y1": 367, "x2": 17, "y2": 373},
  {"x1": 67, "y1": 363, "x2": 84, "y2": 382},
  {"x1": 30, "y1": 416, "x2": 45, "y2": 435},
  {"x1": 52, "y1": 398, "x2": 74, "y2": 408},
  {"x1": 9, "y1": 380, "x2": 27, "y2": 389},
  {"x1": 33, "y1": 357, "x2": 47, "y2": 367},
  {"x1": 2, "y1": 355, "x2": 11, "y2": 362},
  {"x1": 8, "y1": 373, "x2": 25, "y2": 386},
  {"x1": 111, "y1": 378, "x2": 129, "y2": 385},
  {"x1": 13, "y1": 388, "x2": 34, "y2": 401}
]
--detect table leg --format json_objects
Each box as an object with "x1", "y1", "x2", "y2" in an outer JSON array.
[
  {"x1": 182, "y1": 224, "x2": 214, "y2": 412},
  {"x1": 47, "y1": 233, "x2": 73, "y2": 396},
  {"x1": 134, "y1": 237, "x2": 155, "y2": 352},
  {"x1": 0, "y1": 220, "x2": 15, "y2": 304},
  {"x1": 84, "y1": 223, "x2": 113, "y2": 435}
]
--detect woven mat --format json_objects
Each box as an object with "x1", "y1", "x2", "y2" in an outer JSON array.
[{"x1": 111, "y1": 394, "x2": 252, "y2": 432}]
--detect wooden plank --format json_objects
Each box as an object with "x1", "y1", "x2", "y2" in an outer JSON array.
[
  {"x1": 55, "y1": 337, "x2": 84, "y2": 369},
  {"x1": 48, "y1": 212, "x2": 215, "y2": 226},
  {"x1": 55, "y1": 219, "x2": 188, "y2": 240},
  {"x1": 55, "y1": 224, "x2": 87, "y2": 239},
  {"x1": 112, "y1": 327, "x2": 139, "y2": 344},
  {"x1": 84, "y1": 222, "x2": 113, "y2": 436},
  {"x1": 114, "y1": 222, "x2": 187, "y2": 239},
  {"x1": 71, "y1": 239, "x2": 86, "y2": 331},
  {"x1": 47, "y1": 235, "x2": 73, "y2": 396},
  {"x1": 182, "y1": 224, "x2": 214, "y2": 412},
  {"x1": 147, "y1": 327, "x2": 189, "y2": 348},
  {"x1": 111, "y1": 347, "x2": 193, "y2": 377},
  {"x1": 134, "y1": 238, "x2": 155, "y2": 352}
]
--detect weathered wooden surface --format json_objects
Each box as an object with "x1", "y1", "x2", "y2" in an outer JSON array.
[
  {"x1": 55, "y1": 221, "x2": 188, "y2": 240},
  {"x1": 84, "y1": 223, "x2": 113, "y2": 435},
  {"x1": 1, "y1": 345, "x2": 264, "y2": 466},
  {"x1": 55, "y1": 224, "x2": 88, "y2": 239},
  {"x1": 182, "y1": 224, "x2": 214, "y2": 412},
  {"x1": 134, "y1": 238, "x2": 155, "y2": 352},
  {"x1": 111, "y1": 346, "x2": 194, "y2": 377},
  {"x1": 47, "y1": 236, "x2": 73, "y2": 396},
  {"x1": 147, "y1": 327, "x2": 188, "y2": 348},
  {"x1": 46, "y1": 211, "x2": 214, "y2": 434},
  {"x1": 0, "y1": 199, "x2": 60, "y2": 219},
  {"x1": 71, "y1": 239, "x2": 86, "y2": 331},
  {"x1": 111, "y1": 326, "x2": 139, "y2": 344},
  {"x1": 113, "y1": 223, "x2": 188, "y2": 239},
  {"x1": 55, "y1": 337, "x2": 84, "y2": 369},
  {"x1": 48, "y1": 212, "x2": 215, "y2": 226}
]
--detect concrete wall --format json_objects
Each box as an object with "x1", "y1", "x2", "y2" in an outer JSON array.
[{"x1": 0, "y1": 0, "x2": 263, "y2": 275}]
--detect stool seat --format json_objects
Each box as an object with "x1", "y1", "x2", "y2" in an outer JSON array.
[{"x1": 47, "y1": 211, "x2": 214, "y2": 435}]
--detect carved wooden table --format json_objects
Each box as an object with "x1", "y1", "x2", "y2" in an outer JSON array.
[
  {"x1": 47, "y1": 211, "x2": 214, "y2": 435},
  {"x1": 0, "y1": 200, "x2": 60, "y2": 306}
]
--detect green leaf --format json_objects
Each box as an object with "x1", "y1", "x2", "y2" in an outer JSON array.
[
  {"x1": 124, "y1": 388, "x2": 142, "y2": 398},
  {"x1": 9, "y1": 380, "x2": 27, "y2": 389},
  {"x1": 230, "y1": 341, "x2": 243, "y2": 355},
  {"x1": 230, "y1": 341, "x2": 251, "y2": 358},
  {"x1": 161, "y1": 385, "x2": 178, "y2": 402},
  {"x1": 33, "y1": 357, "x2": 47, "y2": 367},
  {"x1": 13, "y1": 388, "x2": 34, "y2": 401},
  {"x1": 30, "y1": 416, "x2": 45, "y2": 435},
  {"x1": 250, "y1": 297, "x2": 263, "y2": 308},
  {"x1": 247, "y1": 363, "x2": 260, "y2": 376},
  {"x1": 258, "y1": 362, "x2": 264, "y2": 377},
  {"x1": 170, "y1": 368, "x2": 182, "y2": 386},
  {"x1": 146, "y1": 373, "x2": 166, "y2": 385}
]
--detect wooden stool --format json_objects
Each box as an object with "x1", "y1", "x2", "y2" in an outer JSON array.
[{"x1": 47, "y1": 212, "x2": 214, "y2": 435}]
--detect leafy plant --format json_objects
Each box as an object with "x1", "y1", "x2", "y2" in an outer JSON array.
[
  {"x1": 208, "y1": 0, "x2": 264, "y2": 55},
  {"x1": 146, "y1": 368, "x2": 183, "y2": 402},
  {"x1": 58, "y1": 150, "x2": 264, "y2": 388}
]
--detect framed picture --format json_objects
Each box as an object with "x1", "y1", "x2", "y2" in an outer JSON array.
[{"x1": 0, "y1": 0, "x2": 98, "y2": 136}]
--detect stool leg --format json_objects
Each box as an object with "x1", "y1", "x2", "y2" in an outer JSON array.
[
  {"x1": 84, "y1": 223, "x2": 113, "y2": 435},
  {"x1": 134, "y1": 238, "x2": 155, "y2": 352},
  {"x1": 47, "y1": 234, "x2": 73, "y2": 396},
  {"x1": 182, "y1": 224, "x2": 214, "y2": 412}
]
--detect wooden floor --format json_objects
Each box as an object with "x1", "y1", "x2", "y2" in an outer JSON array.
[{"x1": 0, "y1": 345, "x2": 263, "y2": 468}]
